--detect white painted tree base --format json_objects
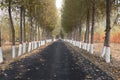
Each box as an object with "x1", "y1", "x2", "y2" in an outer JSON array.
[
  {"x1": 82, "y1": 43, "x2": 84, "y2": 49},
  {"x1": 28, "y1": 42, "x2": 31, "y2": 52},
  {"x1": 39, "y1": 41, "x2": 41, "y2": 47},
  {"x1": 32, "y1": 41, "x2": 34, "y2": 50},
  {"x1": 75, "y1": 41, "x2": 77, "y2": 46},
  {"x1": 35, "y1": 41, "x2": 37, "y2": 49},
  {"x1": 23, "y1": 43, "x2": 26, "y2": 54},
  {"x1": 12, "y1": 46, "x2": 16, "y2": 58},
  {"x1": 100, "y1": 46, "x2": 111, "y2": 63},
  {"x1": 31, "y1": 42, "x2": 33, "y2": 50},
  {"x1": 105, "y1": 47, "x2": 110, "y2": 63},
  {"x1": 90, "y1": 44, "x2": 94, "y2": 54},
  {"x1": 100, "y1": 46, "x2": 106, "y2": 57},
  {"x1": 71, "y1": 40, "x2": 73, "y2": 45},
  {"x1": 37, "y1": 41, "x2": 39, "y2": 48},
  {"x1": 73, "y1": 41, "x2": 75, "y2": 46},
  {"x1": 41, "y1": 41, "x2": 43, "y2": 46},
  {"x1": 78, "y1": 41, "x2": 80, "y2": 47},
  {"x1": 87, "y1": 43, "x2": 90, "y2": 52},
  {"x1": 53, "y1": 38, "x2": 56, "y2": 41},
  {"x1": 36, "y1": 41, "x2": 38, "y2": 48},
  {"x1": 74, "y1": 41, "x2": 77, "y2": 46},
  {"x1": 73, "y1": 41, "x2": 76, "y2": 46},
  {"x1": 34, "y1": 41, "x2": 37, "y2": 49},
  {"x1": 79, "y1": 42, "x2": 82, "y2": 48},
  {"x1": 70, "y1": 40, "x2": 71, "y2": 43},
  {"x1": 18, "y1": 44, "x2": 23, "y2": 56},
  {"x1": 74, "y1": 41, "x2": 76, "y2": 46},
  {"x1": 83, "y1": 43, "x2": 87, "y2": 50},
  {"x1": 33, "y1": 41, "x2": 35, "y2": 49},
  {"x1": 33, "y1": 41, "x2": 35, "y2": 50},
  {"x1": 0, "y1": 47, "x2": 3, "y2": 63},
  {"x1": 76, "y1": 41, "x2": 79, "y2": 47},
  {"x1": 43, "y1": 40, "x2": 45, "y2": 45}
]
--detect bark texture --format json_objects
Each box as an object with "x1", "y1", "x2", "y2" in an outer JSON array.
[{"x1": 8, "y1": 0, "x2": 15, "y2": 46}]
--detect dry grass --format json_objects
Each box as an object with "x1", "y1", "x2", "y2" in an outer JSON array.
[
  {"x1": 65, "y1": 42, "x2": 120, "y2": 80},
  {"x1": 94, "y1": 43, "x2": 120, "y2": 67},
  {"x1": 2, "y1": 44, "x2": 19, "y2": 62}
]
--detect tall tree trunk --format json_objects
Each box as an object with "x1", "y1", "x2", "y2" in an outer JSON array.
[
  {"x1": 79, "y1": 21, "x2": 82, "y2": 41},
  {"x1": 41, "y1": 28, "x2": 45, "y2": 45},
  {"x1": 73, "y1": 28, "x2": 76, "y2": 46},
  {"x1": 31, "y1": 17, "x2": 33, "y2": 50},
  {"x1": 84, "y1": 30, "x2": 87, "y2": 44},
  {"x1": 38, "y1": 26, "x2": 41, "y2": 47},
  {"x1": 34, "y1": 21, "x2": 37, "y2": 49},
  {"x1": 23, "y1": 7, "x2": 26, "y2": 53},
  {"x1": 90, "y1": 0, "x2": 95, "y2": 54},
  {"x1": 76, "y1": 27, "x2": 79, "y2": 41},
  {"x1": 0, "y1": 27, "x2": 3, "y2": 63},
  {"x1": 20, "y1": 7, "x2": 23, "y2": 44},
  {"x1": 75, "y1": 28, "x2": 77, "y2": 41},
  {"x1": 75, "y1": 26, "x2": 79, "y2": 46},
  {"x1": 71, "y1": 31, "x2": 74, "y2": 44},
  {"x1": 28, "y1": 12, "x2": 32, "y2": 52},
  {"x1": 83, "y1": 28, "x2": 87, "y2": 50},
  {"x1": 8, "y1": 0, "x2": 16, "y2": 58},
  {"x1": 32, "y1": 23, "x2": 35, "y2": 50},
  {"x1": 105, "y1": 0, "x2": 111, "y2": 62},
  {"x1": 83, "y1": 10, "x2": 90, "y2": 50},
  {"x1": 44, "y1": 29, "x2": 47, "y2": 45},
  {"x1": 86, "y1": 9, "x2": 90, "y2": 51},
  {"x1": 36, "y1": 22, "x2": 39, "y2": 48},
  {"x1": 70, "y1": 32, "x2": 72, "y2": 43},
  {"x1": 0, "y1": 28, "x2": 1, "y2": 47},
  {"x1": 23, "y1": 7, "x2": 26, "y2": 43},
  {"x1": 105, "y1": 0, "x2": 111, "y2": 47},
  {"x1": 18, "y1": 6, "x2": 23, "y2": 56},
  {"x1": 101, "y1": 0, "x2": 111, "y2": 63},
  {"x1": 79, "y1": 21, "x2": 82, "y2": 48}
]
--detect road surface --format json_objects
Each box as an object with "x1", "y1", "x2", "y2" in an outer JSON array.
[{"x1": 0, "y1": 40, "x2": 113, "y2": 80}]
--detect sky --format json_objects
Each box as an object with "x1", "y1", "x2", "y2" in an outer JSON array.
[{"x1": 56, "y1": 0, "x2": 63, "y2": 10}]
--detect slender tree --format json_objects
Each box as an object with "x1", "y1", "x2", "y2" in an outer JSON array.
[
  {"x1": 86, "y1": 9, "x2": 90, "y2": 51},
  {"x1": 0, "y1": 27, "x2": 3, "y2": 63},
  {"x1": 90, "y1": 0, "x2": 95, "y2": 54},
  {"x1": 101, "y1": 0, "x2": 111, "y2": 63},
  {"x1": 23, "y1": 7, "x2": 26, "y2": 53},
  {"x1": 78, "y1": 21, "x2": 82, "y2": 48},
  {"x1": 28, "y1": 12, "x2": 32, "y2": 52},
  {"x1": 18, "y1": 6, "x2": 23, "y2": 56},
  {"x1": 8, "y1": 0, "x2": 16, "y2": 58},
  {"x1": 83, "y1": 7, "x2": 90, "y2": 50},
  {"x1": 38, "y1": 25, "x2": 41, "y2": 47}
]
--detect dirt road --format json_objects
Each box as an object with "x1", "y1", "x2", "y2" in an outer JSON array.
[{"x1": 0, "y1": 40, "x2": 113, "y2": 80}]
